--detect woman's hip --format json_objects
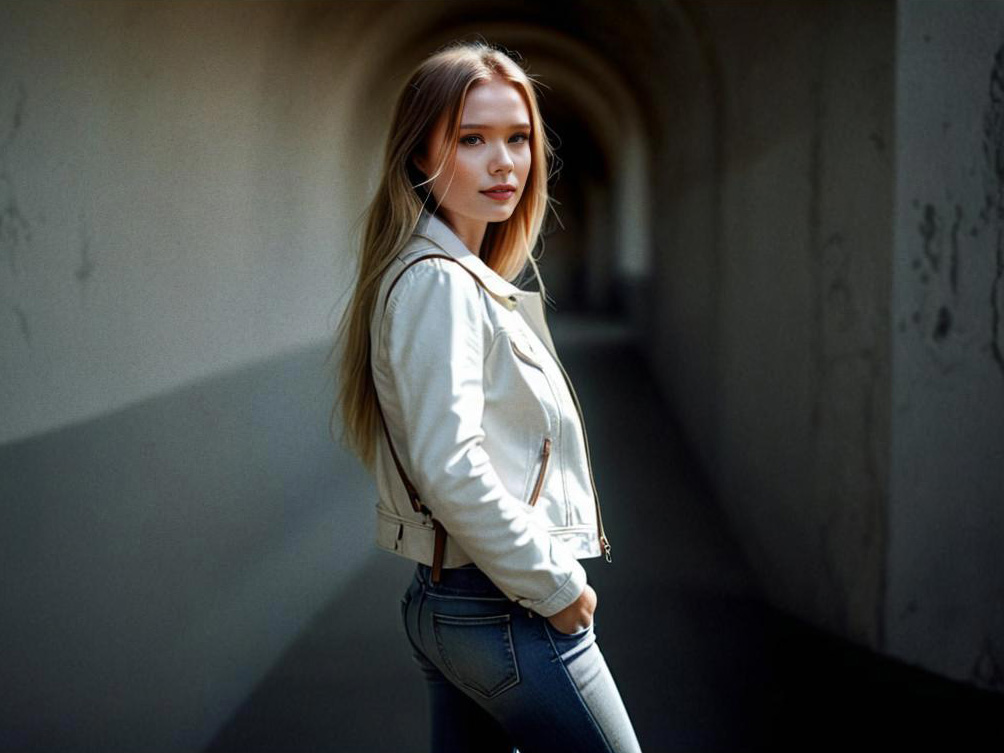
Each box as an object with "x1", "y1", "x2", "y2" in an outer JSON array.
[{"x1": 400, "y1": 562, "x2": 642, "y2": 753}]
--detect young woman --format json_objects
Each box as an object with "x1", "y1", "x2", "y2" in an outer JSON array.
[{"x1": 334, "y1": 40, "x2": 643, "y2": 753}]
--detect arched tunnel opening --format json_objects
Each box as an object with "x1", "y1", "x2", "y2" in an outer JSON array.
[
  {"x1": 0, "y1": 1, "x2": 1001, "y2": 751},
  {"x1": 338, "y1": 6, "x2": 659, "y2": 323}
]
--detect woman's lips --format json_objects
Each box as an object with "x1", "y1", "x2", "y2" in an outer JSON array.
[{"x1": 481, "y1": 188, "x2": 516, "y2": 201}]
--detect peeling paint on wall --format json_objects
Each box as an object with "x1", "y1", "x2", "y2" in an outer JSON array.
[
  {"x1": 982, "y1": 44, "x2": 1004, "y2": 379},
  {"x1": 0, "y1": 83, "x2": 31, "y2": 277},
  {"x1": 907, "y1": 199, "x2": 975, "y2": 375},
  {"x1": 890, "y1": 8, "x2": 1004, "y2": 693},
  {"x1": 905, "y1": 40, "x2": 1004, "y2": 381}
]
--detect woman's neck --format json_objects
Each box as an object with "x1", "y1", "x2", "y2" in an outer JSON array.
[{"x1": 440, "y1": 212, "x2": 487, "y2": 258}]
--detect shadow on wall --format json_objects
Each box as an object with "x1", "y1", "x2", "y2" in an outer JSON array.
[{"x1": 0, "y1": 343, "x2": 372, "y2": 752}]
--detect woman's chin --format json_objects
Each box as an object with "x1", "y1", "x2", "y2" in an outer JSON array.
[{"x1": 487, "y1": 204, "x2": 518, "y2": 222}]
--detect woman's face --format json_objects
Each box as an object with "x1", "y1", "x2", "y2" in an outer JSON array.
[{"x1": 414, "y1": 77, "x2": 532, "y2": 249}]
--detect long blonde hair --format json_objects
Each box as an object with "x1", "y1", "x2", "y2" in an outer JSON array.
[{"x1": 330, "y1": 40, "x2": 557, "y2": 471}]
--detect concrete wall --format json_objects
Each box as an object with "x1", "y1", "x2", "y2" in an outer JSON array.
[
  {"x1": 0, "y1": 3, "x2": 387, "y2": 750},
  {"x1": 652, "y1": 0, "x2": 896, "y2": 648},
  {"x1": 0, "y1": 2, "x2": 380, "y2": 445},
  {"x1": 717, "y1": 0, "x2": 895, "y2": 649},
  {"x1": 651, "y1": 0, "x2": 1004, "y2": 692},
  {"x1": 886, "y1": 0, "x2": 1004, "y2": 690}
]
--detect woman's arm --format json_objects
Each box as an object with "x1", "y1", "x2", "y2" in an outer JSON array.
[{"x1": 380, "y1": 259, "x2": 587, "y2": 618}]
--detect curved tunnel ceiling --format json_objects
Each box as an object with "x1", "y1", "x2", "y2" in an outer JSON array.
[{"x1": 334, "y1": 0, "x2": 698, "y2": 310}]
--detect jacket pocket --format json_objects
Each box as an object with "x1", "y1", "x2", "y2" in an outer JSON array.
[{"x1": 527, "y1": 436, "x2": 552, "y2": 507}]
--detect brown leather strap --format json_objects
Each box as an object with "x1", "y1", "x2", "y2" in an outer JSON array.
[
  {"x1": 432, "y1": 519, "x2": 447, "y2": 583},
  {"x1": 374, "y1": 252, "x2": 494, "y2": 584},
  {"x1": 376, "y1": 407, "x2": 422, "y2": 513}
]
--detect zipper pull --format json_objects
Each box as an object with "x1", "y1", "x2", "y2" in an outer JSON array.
[
  {"x1": 528, "y1": 437, "x2": 551, "y2": 508},
  {"x1": 601, "y1": 535, "x2": 612, "y2": 563}
]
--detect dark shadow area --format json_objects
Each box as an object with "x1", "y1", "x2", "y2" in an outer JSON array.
[
  {"x1": 206, "y1": 315, "x2": 1004, "y2": 752},
  {"x1": 0, "y1": 343, "x2": 373, "y2": 752}
]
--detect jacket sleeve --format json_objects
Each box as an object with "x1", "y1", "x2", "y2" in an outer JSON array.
[{"x1": 381, "y1": 258, "x2": 587, "y2": 618}]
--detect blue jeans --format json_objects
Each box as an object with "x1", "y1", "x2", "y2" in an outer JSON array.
[{"x1": 400, "y1": 562, "x2": 644, "y2": 753}]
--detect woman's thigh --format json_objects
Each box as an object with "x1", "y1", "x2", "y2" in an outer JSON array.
[{"x1": 401, "y1": 567, "x2": 643, "y2": 753}]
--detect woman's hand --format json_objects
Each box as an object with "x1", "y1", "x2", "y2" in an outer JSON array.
[{"x1": 546, "y1": 583, "x2": 597, "y2": 635}]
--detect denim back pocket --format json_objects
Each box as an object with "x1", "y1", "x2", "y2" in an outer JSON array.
[{"x1": 431, "y1": 612, "x2": 521, "y2": 699}]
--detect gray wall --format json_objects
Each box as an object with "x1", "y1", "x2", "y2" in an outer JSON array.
[
  {"x1": 0, "y1": 1, "x2": 374, "y2": 444},
  {"x1": 887, "y1": 0, "x2": 1004, "y2": 690},
  {"x1": 649, "y1": 0, "x2": 1004, "y2": 691},
  {"x1": 0, "y1": 344, "x2": 373, "y2": 751},
  {"x1": 651, "y1": 0, "x2": 896, "y2": 648},
  {"x1": 0, "y1": 3, "x2": 384, "y2": 750}
]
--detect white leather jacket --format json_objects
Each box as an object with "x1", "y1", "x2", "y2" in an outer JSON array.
[{"x1": 369, "y1": 208, "x2": 611, "y2": 618}]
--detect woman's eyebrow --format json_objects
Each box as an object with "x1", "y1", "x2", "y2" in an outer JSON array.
[{"x1": 459, "y1": 122, "x2": 532, "y2": 130}]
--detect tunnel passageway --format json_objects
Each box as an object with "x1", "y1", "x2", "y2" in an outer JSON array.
[{"x1": 2, "y1": 4, "x2": 1004, "y2": 750}]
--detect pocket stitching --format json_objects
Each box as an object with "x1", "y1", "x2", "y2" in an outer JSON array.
[{"x1": 431, "y1": 612, "x2": 521, "y2": 699}]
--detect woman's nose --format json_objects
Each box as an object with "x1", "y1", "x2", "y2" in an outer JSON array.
[{"x1": 489, "y1": 141, "x2": 515, "y2": 173}]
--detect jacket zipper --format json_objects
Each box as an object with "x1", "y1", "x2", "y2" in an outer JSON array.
[
  {"x1": 528, "y1": 436, "x2": 551, "y2": 506},
  {"x1": 550, "y1": 352, "x2": 612, "y2": 563}
]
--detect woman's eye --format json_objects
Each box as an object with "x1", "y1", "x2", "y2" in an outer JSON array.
[
  {"x1": 460, "y1": 135, "x2": 482, "y2": 146},
  {"x1": 511, "y1": 132, "x2": 530, "y2": 143}
]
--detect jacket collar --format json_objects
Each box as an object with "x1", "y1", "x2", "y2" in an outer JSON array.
[{"x1": 407, "y1": 209, "x2": 539, "y2": 310}]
